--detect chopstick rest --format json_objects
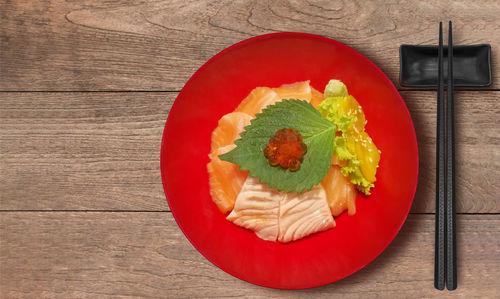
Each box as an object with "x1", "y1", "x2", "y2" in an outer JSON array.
[{"x1": 399, "y1": 44, "x2": 491, "y2": 87}]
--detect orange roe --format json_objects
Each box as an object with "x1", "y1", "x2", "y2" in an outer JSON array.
[{"x1": 264, "y1": 128, "x2": 307, "y2": 171}]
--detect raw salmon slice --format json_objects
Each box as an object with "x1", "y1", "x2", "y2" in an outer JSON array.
[
  {"x1": 278, "y1": 185, "x2": 335, "y2": 243},
  {"x1": 211, "y1": 112, "x2": 252, "y2": 150},
  {"x1": 234, "y1": 87, "x2": 280, "y2": 118},
  {"x1": 207, "y1": 145, "x2": 249, "y2": 214},
  {"x1": 331, "y1": 153, "x2": 348, "y2": 167},
  {"x1": 273, "y1": 80, "x2": 312, "y2": 102},
  {"x1": 321, "y1": 165, "x2": 357, "y2": 216},
  {"x1": 234, "y1": 81, "x2": 314, "y2": 117},
  {"x1": 227, "y1": 176, "x2": 334, "y2": 243},
  {"x1": 226, "y1": 177, "x2": 281, "y2": 241},
  {"x1": 310, "y1": 86, "x2": 324, "y2": 108},
  {"x1": 208, "y1": 112, "x2": 252, "y2": 213}
]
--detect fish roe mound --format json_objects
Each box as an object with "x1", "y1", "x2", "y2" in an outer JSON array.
[{"x1": 264, "y1": 128, "x2": 307, "y2": 171}]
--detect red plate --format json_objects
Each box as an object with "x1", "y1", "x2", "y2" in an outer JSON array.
[{"x1": 161, "y1": 33, "x2": 418, "y2": 289}]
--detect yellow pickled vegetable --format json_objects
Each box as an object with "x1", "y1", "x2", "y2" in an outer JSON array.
[{"x1": 318, "y1": 80, "x2": 381, "y2": 195}]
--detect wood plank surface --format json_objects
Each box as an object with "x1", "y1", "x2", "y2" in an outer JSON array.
[
  {"x1": 1, "y1": 0, "x2": 499, "y2": 91},
  {"x1": 0, "y1": 92, "x2": 174, "y2": 211},
  {"x1": 1, "y1": 1, "x2": 498, "y2": 297},
  {"x1": 1, "y1": 91, "x2": 498, "y2": 212},
  {"x1": 0, "y1": 212, "x2": 498, "y2": 298}
]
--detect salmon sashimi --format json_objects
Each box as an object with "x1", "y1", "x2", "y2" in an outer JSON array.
[
  {"x1": 278, "y1": 185, "x2": 335, "y2": 243},
  {"x1": 234, "y1": 87, "x2": 280, "y2": 118},
  {"x1": 310, "y1": 86, "x2": 324, "y2": 109},
  {"x1": 320, "y1": 165, "x2": 357, "y2": 216},
  {"x1": 211, "y1": 112, "x2": 253, "y2": 150},
  {"x1": 227, "y1": 176, "x2": 334, "y2": 243},
  {"x1": 207, "y1": 145, "x2": 249, "y2": 214},
  {"x1": 226, "y1": 177, "x2": 281, "y2": 241},
  {"x1": 331, "y1": 153, "x2": 347, "y2": 167},
  {"x1": 207, "y1": 112, "x2": 252, "y2": 213},
  {"x1": 234, "y1": 81, "x2": 314, "y2": 118},
  {"x1": 273, "y1": 80, "x2": 312, "y2": 102}
]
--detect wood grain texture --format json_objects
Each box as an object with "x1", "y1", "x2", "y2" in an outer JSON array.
[
  {"x1": 0, "y1": 92, "x2": 174, "y2": 210},
  {"x1": 1, "y1": 2, "x2": 498, "y2": 297},
  {"x1": 0, "y1": 212, "x2": 499, "y2": 298},
  {"x1": 404, "y1": 91, "x2": 500, "y2": 214},
  {"x1": 1, "y1": 91, "x2": 498, "y2": 212},
  {"x1": 1, "y1": 0, "x2": 499, "y2": 91}
]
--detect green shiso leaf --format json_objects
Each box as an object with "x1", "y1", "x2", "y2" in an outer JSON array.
[{"x1": 219, "y1": 99, "x2": 336, "y2": 193}]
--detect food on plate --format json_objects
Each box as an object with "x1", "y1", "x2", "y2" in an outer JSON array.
[
  {"x1": 227, "y1": 177, "x2": 334, "y2": 242},
  {"x1": 263, "y1": 128, "x2": 307, "y2": 171},
  {"x1": 207, "y1": 112, "x2": 252, "y2": 213},
  {"x1": 220, "y1": 98, "x2": 335, "y2": 193},
  {"x1": 234, "y1": 87, "x2": 280, "y2": 117},
  {"x1": 207, "y1": 80, "x2": 380, "y2": 242},
  {"x1": 321, "y1": 165, "x2": 357, "y2": 216},
  {"x1": 277, "y1": 183, "x2": 334, "y2": 243},
  {"x1": 226, "y1": 177, "x2": 280, "y2": 241},
  {"x1": 310, "y1": 87, "x2": 324, "y2": 108},
  {"x1": 318, "y1": 80, "x2": 381, "y2": 195},
  {"x1": 210, "y1": 112, "x2": 253, "y2": 150}
]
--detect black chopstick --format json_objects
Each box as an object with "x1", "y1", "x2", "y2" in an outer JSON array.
[
  {"x1": 435, "y1": 21, "x2": 446, "y2": 291},
  {"x1": 446, "y1": 21, "x2": 457, "y2": 291}
]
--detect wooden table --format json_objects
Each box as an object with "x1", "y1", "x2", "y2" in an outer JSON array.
[{"x1": 1, "y1": 1, "x2": 499, "y2": 297}]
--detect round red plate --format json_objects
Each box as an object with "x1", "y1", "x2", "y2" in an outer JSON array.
[{"x1": 161, "y1": 33, "x2": 418, "y2": 289}]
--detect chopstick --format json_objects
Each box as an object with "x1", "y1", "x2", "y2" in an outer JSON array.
[
  {"x1": 435, "y1": 21, "x2": 458, "y2": 291},
  {"x1": 446, "y1": 21, "x2": 457, "y2": 291},
  {"x1": 434, "y1": 21, "x2": 446, "y2": 291}
]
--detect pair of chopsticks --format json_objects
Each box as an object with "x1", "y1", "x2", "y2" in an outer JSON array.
[{"x1": 435, "y1": 21, "x2": 456, "y2": 291}]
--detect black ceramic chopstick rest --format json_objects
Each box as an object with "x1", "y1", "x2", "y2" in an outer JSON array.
[{"x1": 400, "y1": 44, "x2": 491, "y2": 87}]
